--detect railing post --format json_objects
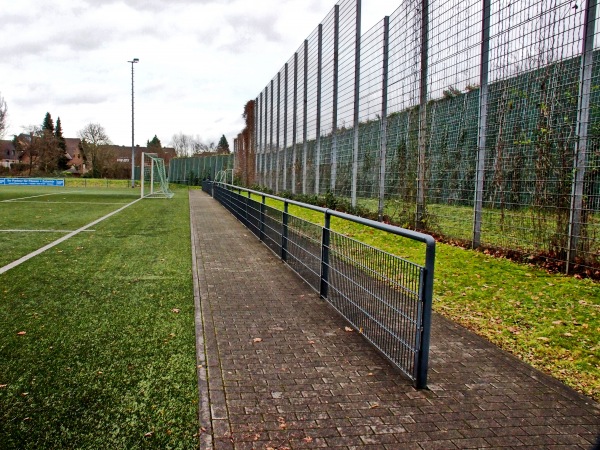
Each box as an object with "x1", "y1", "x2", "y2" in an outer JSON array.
[
  {"x1": 281, "y1": 201, "x2": 289, "y2": 261},
  {"x1": 415, "y1": 238, "x2": 435, "y2": 389},
  {"x1": 320, "y1": 211, "x2": 331, "y2": 298},
  {"x1": 260, "y1": 194, "x2": 266, "y2": 242}
]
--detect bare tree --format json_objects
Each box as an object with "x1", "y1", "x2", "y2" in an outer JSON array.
[
  {"x1": 0, "y1": 93, "x2": 7, "y2": 139},
  {"x1": 170, "y1": 132, "x2": 217, "y2": 156},
  {"x1": 170, "y1": 132, "x2": 192, "y2": 157},
  {"x1": 78, "y1": 123, "x2": 111, "y2": 146},
  {"x1": 78, "y1": 123, "x2": 112, "y2": 177}
]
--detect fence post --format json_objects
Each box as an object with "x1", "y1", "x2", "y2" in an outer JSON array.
[
  {"x1": 331, "y1": 4, "x2": 340, "y2": 193},
  {"x1": 292, "y1": 52, "x2": 299, "y2": 195},
  {"x1": 416, "y1": 0, "x2": 429, "y2": 230},
  {"x1": 378, "y1": 16, "x2": 390, "y2": 222},
  {"x1": 281, "y1": 201, "x2": 289, "y2": 261},
  {"x1": 276, "y1": 71, "x2": 281, "y2": 194},
  {"x1": 567, "y1": 0, "x2": 597, "y2": 272},
  {"x1": 302, "y1": 39, "x2": 309, "y2": 195},
  {"x1": 258, "y1": 91, "x2": 263, "y2": 186},
  {"x1": 351, "y1": 0, "x2": 362, "y2": 207},
  {"x1": 265, "y1": 85, "x2": 269, "y2": 188},
  {"x1": 260, "y1": 194, "x2": 266, "y2": 242},
  {"x1": 283, "y1": 63, "x2": 289, "y2": 192},
  {"x1": 255, "y1": 95, "x2": 259, "y2": 186},
  {"x1": 320, "y1": 211, "x2": 331, "y2": 299},
  {"x1": 315, "y1": 24, "x2": 323, "y2": 196},
  {"x1": 270, "y1": 79, "x2": 275, "y2": 191},
  {"x1": 473, "y1": 0, "x2": 491, "y2": 249}
]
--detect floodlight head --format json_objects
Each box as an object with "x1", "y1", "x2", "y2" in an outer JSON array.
[{"x1": 128, "y1": 58, "x2": 139, "y2": 63}]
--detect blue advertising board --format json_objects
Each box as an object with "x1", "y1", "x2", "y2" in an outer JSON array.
[{"x1": 0, "y1": 178, "x2": 65, "y2": 187}]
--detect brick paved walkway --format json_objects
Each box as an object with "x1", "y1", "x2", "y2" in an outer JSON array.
[{"x1": 190, "y1": 190, "x2": 599, "y2": 449}]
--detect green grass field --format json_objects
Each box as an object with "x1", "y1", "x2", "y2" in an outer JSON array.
[{"x1": 0, "y1": 185, "x2": 198, "y2": 449}]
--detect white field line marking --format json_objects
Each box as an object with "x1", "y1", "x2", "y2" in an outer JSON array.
[
  {"x1": 1, "y1": 190, "x2": 82, "y2": 202},
  {"x1": 0, "y1": 198, "x2": 141, "y2": 275},
  {"x1": 4, "y1": 200, "x2": 127, "y2": 205},
  {"x1": 0, "y1": 229, "x2": 96, "y2": 233}
]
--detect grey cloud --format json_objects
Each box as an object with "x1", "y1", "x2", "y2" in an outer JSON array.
[
  {"x1": 218, "y1": 13, "x2": 282, "y2": 54},
  {"x1": 79, "y1": 0, "x2": 236, "y2": 12},
  {"x1": 55, "y1": 92, "x2": 109, "y2": 105}
]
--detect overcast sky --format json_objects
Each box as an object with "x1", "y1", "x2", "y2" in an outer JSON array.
[{"x1": 0, "y1": 0, "x2": 391, "y2": 149}]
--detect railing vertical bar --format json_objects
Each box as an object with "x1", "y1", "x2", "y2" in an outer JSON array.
[
  {"x1": 281, "y1": 201, "x2": 289, "y2": 261},
  {"x1": 320, "y1": 210, "x2": 331, "y2": 299}
]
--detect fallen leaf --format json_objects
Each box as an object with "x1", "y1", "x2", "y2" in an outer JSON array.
[
  {"x1": 0, "y1": 384, "x2": 7, "y2": 388},
  {"x1": 537, "y1": 337, "x2": 550, "y2": 342},
  {"x1": 17, "y1": 331, "x2": 26, "y2": 336},
  {"x1": 370, "y1": 403, "x2": 379, "y2": 409},
  {"x1": 144, "y1": 432, "x2": 154, "y2": 438},
  {"x1": 303, "y1": 436, "x2": 313, "y2": 443},
  {"x1": 344, "y1": 327, "x2": 353, "y2": 332},
  {"x1": 253, "y1": 338, "x2": 262, "y2": 343},
  {"x1": 308, "y1": 340, "x2": 315, "y2": 344},
  {"x1": 171, "y1": 308, "x2": 180, "y2": 313}
]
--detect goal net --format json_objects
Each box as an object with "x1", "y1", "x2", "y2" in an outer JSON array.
[{"x1": 141, "y1": 153, "x2": 174, "y2": 199}]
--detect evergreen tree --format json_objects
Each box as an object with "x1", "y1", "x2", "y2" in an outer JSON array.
[
  {"x1": 55, "y1": 117, "x2": 69, "y2": 170},
  {"x1": 42, "y1": 112, "x2": 54, "y2": 133},
  {"x1": 147, "y1": 135, "x2": 162, "y2": 151},
  {"x1": 55, "y1": 117, "x2": 67, "y2": 151},
  {"x1": 217, "y1": 134, "x2": 230, "y2": 153}
]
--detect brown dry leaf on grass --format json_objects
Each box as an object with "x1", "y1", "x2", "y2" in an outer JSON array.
[{"x1": 16, "y1": 331, "x2": 26, "y2": 336}]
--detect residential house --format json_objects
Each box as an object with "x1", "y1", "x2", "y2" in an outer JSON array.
[{"x1": 0, "y1": 140, "x2": 19, "y2": 168}]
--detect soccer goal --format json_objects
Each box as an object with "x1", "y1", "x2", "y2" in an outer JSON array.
[{"x1": 141, "y1": 153, "x2": 174, "y2": 199}]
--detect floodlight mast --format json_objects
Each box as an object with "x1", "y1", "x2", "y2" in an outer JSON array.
[{"x1": 128, "y1": 58, "x2": 139, "y2": 188}]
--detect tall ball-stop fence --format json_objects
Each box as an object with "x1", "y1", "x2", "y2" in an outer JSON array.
[
  {"x1": 169, "y1": 154, "x2": 233, "y2": 185},
  {"x1": 238, "y1": 0, "x2": 600, "y2": 276}
]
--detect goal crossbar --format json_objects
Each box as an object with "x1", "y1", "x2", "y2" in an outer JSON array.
[{"x1": 141, "y1": 153, "x2": 174, "y2": 199}]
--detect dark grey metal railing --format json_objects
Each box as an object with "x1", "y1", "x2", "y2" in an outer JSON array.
[{"x1": 202, "y1": 181, "x2": 435, "y2": 388}]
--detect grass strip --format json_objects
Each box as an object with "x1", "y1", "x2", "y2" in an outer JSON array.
[{"x1": 0, "y1": 190, "x2": 198, "y2": 449}]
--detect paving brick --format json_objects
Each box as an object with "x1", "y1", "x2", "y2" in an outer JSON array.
[{"x1": 189, "y1": 191, "x2": 600, "y2": 449}]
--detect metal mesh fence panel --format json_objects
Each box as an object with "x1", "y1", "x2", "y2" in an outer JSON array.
[
  {"x1": 241, "y1": 0, "x2": 600, "y2": 276},
  {"x1": 208, "y1": 182, "x2": 436, "y2": 387},
  {"x1": 356, "y1": 19, "x2": 385, "y2": 202},
  {"x1": 327, "y1": 231, "x2": 424, "y2": 380},
  {"x1": 169, "y1": 155, "x2": 233, "y2": 184},
  {"x1": 319, "y1": 8, "x2": 337, "y2": 194},
  {"x1": 332, "y1": 0, "x2": 359, "y2": 198}
]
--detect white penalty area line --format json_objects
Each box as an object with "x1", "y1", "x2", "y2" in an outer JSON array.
[
  {"x1": 4, "y1": 200, "x2": 127, "y2": 205},
  {"x1": 0, "y1": 197, "x2": 142, "y2": 275},
  {"x1": 0, "y1": 229, "x2": 96, "y2": 233},
  {"x1": 1, "y1": 190, "x2": 82, "y2": 202}
]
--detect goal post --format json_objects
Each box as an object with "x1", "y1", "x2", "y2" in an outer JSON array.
[{"x1": 141, "y1": 153, "x2": 174, "y2": 199}]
